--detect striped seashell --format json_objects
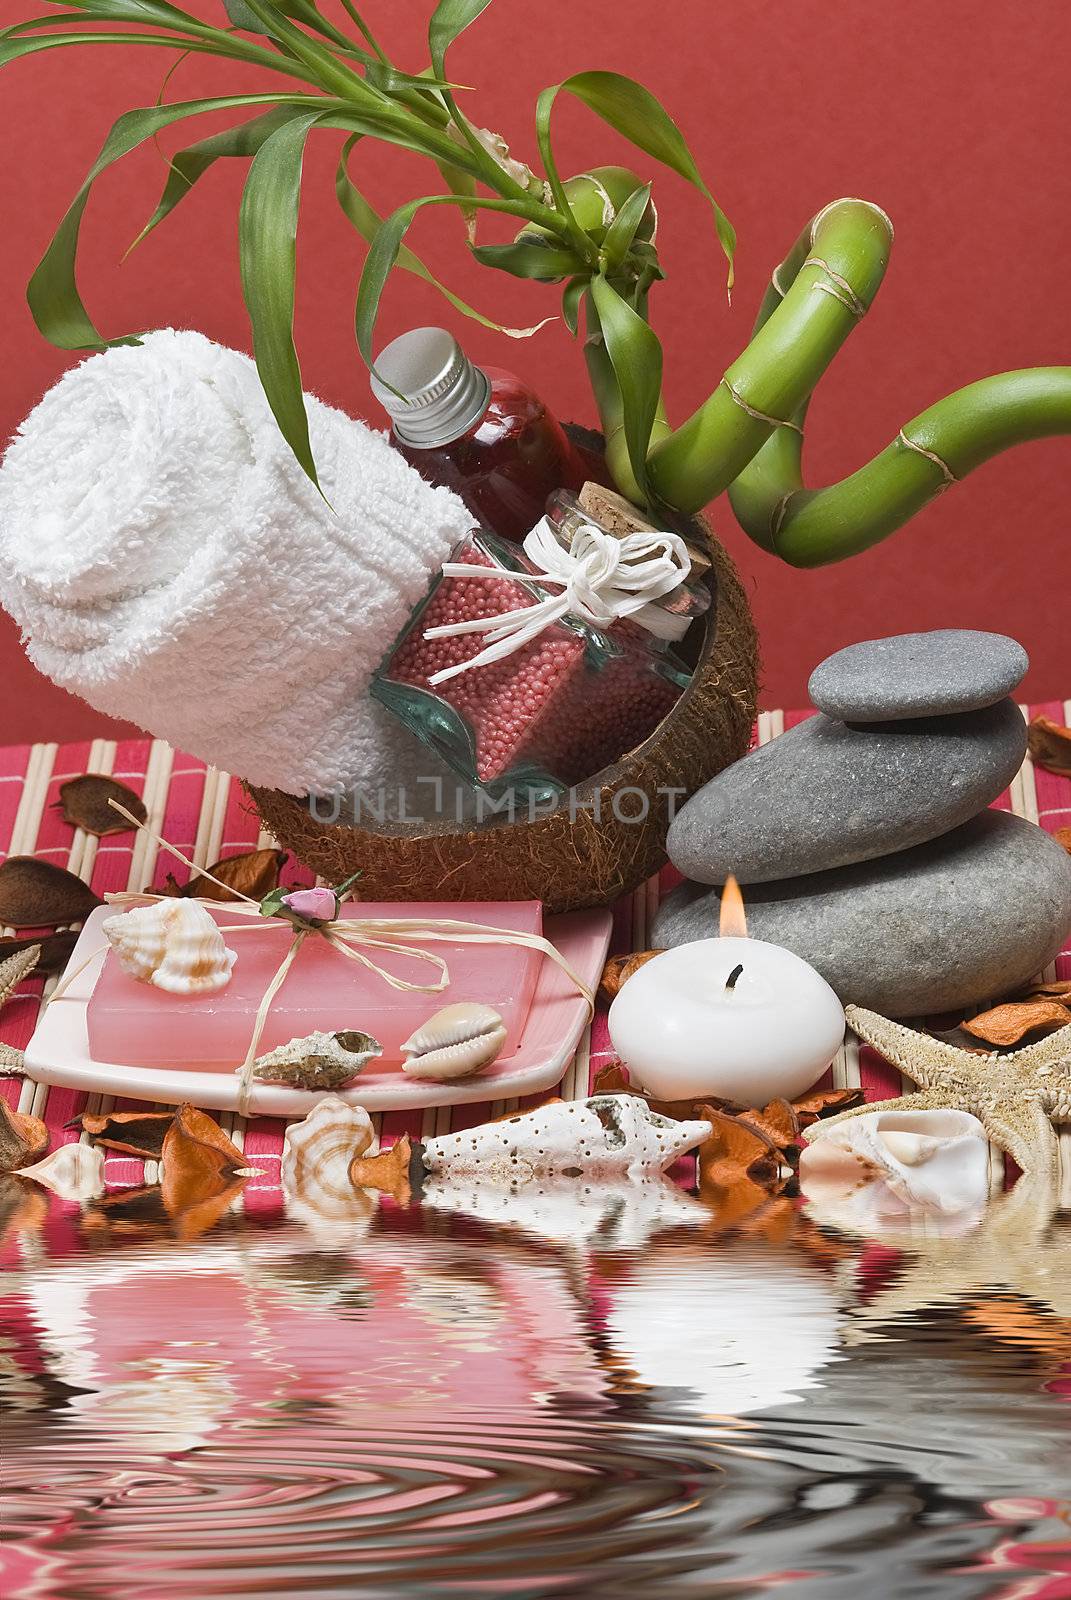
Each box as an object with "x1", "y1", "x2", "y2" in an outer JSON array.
[
  {"x1": 102, "y1": 899, "x2": 237, "y2": 994},
  {"x1": 281, "y1": 1095, "x2": 378, "y2": 1225},
  {"x1": 19, "y1": 1142, "x2": 105, "y2": 1202},
  {"x1": 401, "y1": 1002, "x2": 507, "y2": 1081}
]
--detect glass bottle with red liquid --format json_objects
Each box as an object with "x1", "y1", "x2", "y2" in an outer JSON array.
[{"x1": 370, "y1": 326, "x2": 593, "y2": 543}]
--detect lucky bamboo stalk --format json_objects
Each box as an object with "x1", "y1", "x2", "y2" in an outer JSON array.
[{"x1": 3, "y1": 1, "x2": 1068, "y2": 566}]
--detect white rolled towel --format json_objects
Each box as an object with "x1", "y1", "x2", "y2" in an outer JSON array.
[{"x1": 0, "y1": 328, "x2": 473, "y2": 799}]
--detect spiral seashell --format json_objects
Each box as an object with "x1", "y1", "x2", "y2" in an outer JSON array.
[
  {"x1": 249, "y1": 1030, "x2": 382, "y2": 1090},
  {"x1": 401, "y1": 1002, "x2": 507, "y2": 1081},
  {"x1": 102, "y1": 899, "x2": 237, "y2": 994},
  {"x1": 281, "y1": 1095, "x2": 378, "y2": 1226}
]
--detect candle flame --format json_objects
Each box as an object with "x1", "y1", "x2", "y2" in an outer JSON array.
[{"x1": 719, "y1": 874, "x2": 748, "y2": 938}]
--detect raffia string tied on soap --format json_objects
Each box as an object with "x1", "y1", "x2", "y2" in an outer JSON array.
[
  {"x1": 424, "y1": 516, "x2": 694, "y2": 685},
  {"x1": 50, "y1": 802, "x2": 595, "y2": 1116}
]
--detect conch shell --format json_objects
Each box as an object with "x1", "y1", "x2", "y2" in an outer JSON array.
[
  {"x1": 419, "y1": 1094, "x2": 711, "y2": 1185},
  {"x1": 248, "y1": 1029, "x2": 382, "y2": 1090},
  {"x1": 800, "y1": 1108, "x2": 990, "y2": 1236},
  {"x1": 281, "y1": 1095, "x2": 378, "y2": 1228},
  {"x1": 401, "y1": 1002, "x2": 507, "y2": 1081},
  {"x1": 103, "y1": 899, "x2": 237, "y2": 994}
]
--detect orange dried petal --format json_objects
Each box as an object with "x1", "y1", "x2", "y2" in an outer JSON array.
[{"x1": 962, "y1": 998, "x2": 1071, "y2": 1047}]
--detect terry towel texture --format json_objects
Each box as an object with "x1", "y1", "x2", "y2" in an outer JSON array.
[{"x1": 0, "y1": 329, "x2": 473, "y2": 798}]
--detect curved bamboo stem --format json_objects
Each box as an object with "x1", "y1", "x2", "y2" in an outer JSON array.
[
  {"x1": 730, "y1": 367, "x2": 1071, "y2": 566},
  {"x1": 644, "y1": 198, "x2": 894, "y2": 513}
]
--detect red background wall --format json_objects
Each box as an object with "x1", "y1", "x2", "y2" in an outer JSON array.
[{"x1": 1, "y1": 0, "x2": 1068, "y2": 747}]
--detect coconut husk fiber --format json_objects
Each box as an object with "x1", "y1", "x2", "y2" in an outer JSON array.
[{"x1": 250, "y1": 502, "x2": 758, "y2": 913}]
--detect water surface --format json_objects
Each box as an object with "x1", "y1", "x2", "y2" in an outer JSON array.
[{"x1": 2, "y1": 1178, "x2": 1069, "y2": 1598}]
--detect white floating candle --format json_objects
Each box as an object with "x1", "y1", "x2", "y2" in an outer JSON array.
[{"x1": 607, "y1": 879, "x2": 844, "y2": 1107}]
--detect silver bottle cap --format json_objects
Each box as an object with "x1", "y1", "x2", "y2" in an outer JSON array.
[{"x1": 370, "y1": 326, "x2": 491, "y2": 448}]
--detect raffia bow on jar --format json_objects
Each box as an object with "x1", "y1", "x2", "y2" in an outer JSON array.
[
  {"x1": 48, "y1": 802, "x2": 594, "y2": 1115},
  {"x1": 425, "y1": 516, "x2": 697, "y2": 684}
]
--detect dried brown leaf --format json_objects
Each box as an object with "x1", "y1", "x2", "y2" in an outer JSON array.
[
  {"x1": 0, "y1": 932, "x2": 78, "y2": 978},
  {"x1": 1019, "y1": 979, "x2": 1071, "y2": 1003},
  {"x1": 70, "y1": 1109, "x2": 175, "y2": 1159},
  {"x1": 1054, "y1": 827, "x2": 1071, "y2": 856},
  {"x1": 696, "y1": 1106, "x2": 783, "y2": 1192},
  {"x1": 0, "y1": 858, "x2": 102, "y2": 929},
  {"x1": 1028, "y1": 715, "x2": 1071, "y2": 778},
  {"x1": 161, "y1": 1103, "x2": 245, "y2": 1222},
  {"x1": 739, "y1": 1097, "x2": 800, "y2": 1150},
  {"x1": 792, "y1": 1086, "x2": 866, "y2": 1129},
  {"x1": 0, "y1": 1100, "x2": 49, "y2": 1173},
  {"x1": 55, "y1": 775, "x2": 147, "y2": 837},
  {"x1": 598, "y1": 949, "x2": 662, "y2": 1004},
  {"x1": 962, "y1": 998, "x2": 1071, "y2": 1047},
  {"x1": 162, "y1": 848, "x2": 288, "y2": 904}
]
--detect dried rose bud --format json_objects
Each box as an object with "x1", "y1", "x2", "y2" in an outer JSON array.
[{"x1": 281, "y1": 886, "x2": 338, "y2": 922}]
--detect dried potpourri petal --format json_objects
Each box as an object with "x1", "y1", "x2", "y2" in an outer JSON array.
[
  {"x1": 55, "y1": 775, "x2": 147, "y2": 836},
  {"x1": 0, "y1": 858, "x2": 102, "y2": 929},
  {"x1": 962, "y1": 998, "x2": 1071, "y2": 1047},
  {"x1": 350, "y1": 1135, "x2": 414, "y2": 1205},
  {"x1": 0, "y1": 1174, "x2": 48, "y2": 1243},
  {"x1": 1027, "y1": 714, "x2": 1071, "y2": 777},
  {"x1": 598, "y1": 949, "x2": 663, "y2": 1004},
  {"x1": 69, "y1": 1109, "x2": 175, "y2": 1159},
  {"x1": 1054, "y1": 827, "x2": 1071, "y2": 856},
  {"x1": 0, "y1": 1100, "x2": 49, "y2": 1172},
  {"x1": 160, "y1": 847, "x2": 289, "y2": 903},
  {"x1": 738, "y1": 1097, "x2": 800, "y2": 1149},
  {"x1": 161, "y1": 1105, "x2": 251, "y2": 1240}
]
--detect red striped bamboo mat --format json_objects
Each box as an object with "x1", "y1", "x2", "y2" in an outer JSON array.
[{"x1": 2, "y1": 703, "x2": 1069, "y2": 1201}]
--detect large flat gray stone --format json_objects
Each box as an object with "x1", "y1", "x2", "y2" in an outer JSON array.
[
  {"x1": 667, "y1": 699, "x2": 1027, "y2": 885},
  {"x1": 653, "y1": 810, "x2": 1071, "y2": 1017},
  {"x1": 808, "y1": 629, "x2": 1028, "y2": 722}
]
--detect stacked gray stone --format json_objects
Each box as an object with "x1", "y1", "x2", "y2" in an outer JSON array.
[{"x1": 653, "y1": 631, "x2": 1071, "y2": 1015}]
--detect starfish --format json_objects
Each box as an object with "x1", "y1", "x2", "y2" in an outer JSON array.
[
  {"x1": 804, "y1": 1004, "x2": 1071, "y2": 1187},
  {"x1": 0, "y1": 944, "x2": 39, "y2": 1077}
]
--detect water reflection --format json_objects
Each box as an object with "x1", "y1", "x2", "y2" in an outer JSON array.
[{"x1": 2, "y1": 1167, "x2": 1070, "y2": 1598}]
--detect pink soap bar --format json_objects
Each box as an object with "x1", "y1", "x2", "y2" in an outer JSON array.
[{"x1": 86, "y1": 901, "x2": 544, "y2": 1070}]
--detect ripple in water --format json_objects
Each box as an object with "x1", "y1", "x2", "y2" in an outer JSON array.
[{"x1": 2, "y1": 1198, "x2": 1070, "y2": 1597}]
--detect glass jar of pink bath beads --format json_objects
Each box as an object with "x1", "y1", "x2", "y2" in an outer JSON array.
[{"x1": 371, "y1": 529, "x2": 691, "y2": 806}]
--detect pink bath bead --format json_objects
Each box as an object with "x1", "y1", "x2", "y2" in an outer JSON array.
[{"x1": 281, "y1": 886, "x2": 338, "y2": 921}]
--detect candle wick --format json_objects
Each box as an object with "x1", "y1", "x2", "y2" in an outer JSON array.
[{"x1": 724, "y1": 963, "x2": 744, "y2": 992}]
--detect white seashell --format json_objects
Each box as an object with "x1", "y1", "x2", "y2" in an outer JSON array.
[
  {"x1": 19, "y1": 1142, "x2": 105, "y2": 1202},
  {"x1": 420, "y1": 1094, "x2": 711, "y2": 1186},
  {"x1": 281, "y1": 1095, "x2": 378, "y2": 1228},
  {"x1": 401, "y1": 1002, "x2": 507, "y2": 1081},
  {"x1": 800, "y1": 1108, "x2": 990, "y2": 1232},
  {"x1": 103, "y1": 899, "x2": 237, "y2": 994},
  {"x1": 248, "y1": 1029, "x2": 382, "y2": 1090}
]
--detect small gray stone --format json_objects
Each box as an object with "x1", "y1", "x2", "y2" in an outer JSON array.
[
  {"x1": 808, "y1": 629, "x2": 1028, "y2": 722},
  {"x1": 667, "y1": 699, "x2": 1027, "y2": 885},
  {"x1": 653, "y1": 810, "x2": 1071, "y2": 1017}
]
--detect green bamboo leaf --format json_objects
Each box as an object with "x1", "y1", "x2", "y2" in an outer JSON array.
[
  {"x1": 534, "y1": 86, "x2": 592, "y2": 260},
  {"x1": 555, "y1": 69, "x2": 735, "y2": 290},
  {"x1": 131, "y1": 106, "x2": 308, "y2": 251},
  {"x1": 223, "y1": 0, "x2": 386, "y2": 105},
  {"x1": 238, "y1": 110, "x2": 324, "y2": 485},
  {"x1": 471, "y1": 236, "x2": 579, "y2": 281},
  {"x1": 428, "y1": 0, "x2": 494, "y2": 77},
  {"x1": 225, "y1": 0, "x2": 372, "y2": 59},
  {"x1": 26, "y1": 93, "x2": 318, "y2": 350},
  {"x1": 0, "y1": 20, "x2": 319, "y2": 83},
  {"x1": 562, "y1": 274, "x2": 586, "y2": 336},
  {"x1": 354, "y1": 191, "x2": 552, "y2": 374},
  {"x1": 589, "y1": 274, "x2": 663, "y2": 495},
  {"x1": 336, "y1": 138, "x2": 513, "y2": 331},
  {"x1": 600, "y1": 181, "x2": 652, "y2": 276}
]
